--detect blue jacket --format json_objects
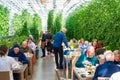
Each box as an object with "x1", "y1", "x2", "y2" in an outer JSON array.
[
  {"x1": 75, "y1": 54, "x2": 99, "y2": 68},
  {"x1": 114, "y1": 61, "x2": 120, "y2": 65},
  {"x1": 93, "y1": 61, "x2": 120, "y2": 80},
  {"x1": 53, "y1": 31, "x2": 68, "y2": 48},
  {"x1": 8, "y1": 49, "x2": 29, "y2": 64}
]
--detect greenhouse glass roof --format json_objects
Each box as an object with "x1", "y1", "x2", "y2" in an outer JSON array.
[{"x1": 0, "y1": 0, "x2": 91, "y2": 33}]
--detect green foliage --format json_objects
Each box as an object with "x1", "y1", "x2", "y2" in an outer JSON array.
[
  {"x1": 13, "y1": 9, "x2": 32, "y2": 35},
  {"x1": 66, "y1": 0, "x2": 120, "y2": 50},
  {"x1": 21, "y1": 22, "x2": 29, "y2": 36},
  {"x1": 13, "y1": 10, "x2": 42, "y2": 42},
  {"x1": 30, "y1": 24, "x2": 39, "y2": 42},
  {"x1": 0, "y1": 5, "x2": 9, "y2": 36},
  {"x1": 32, "y1": 14, "x2": 42, "y2": 30},
  {"x1": 47, "y1": 10, "x2": 54, "y2": 32},
  {"x1": 0, "y1": 36, "x2": 28, "y2": 48},
  {"x1": 30, "y1": 14, "x2": 42, "y2": 42},
  {"x1": 52, "y1": 12, "x2": 62, "y2": 34},
  {"x1": 105, "y1": 46, "x2": 111, "y2": 50}
]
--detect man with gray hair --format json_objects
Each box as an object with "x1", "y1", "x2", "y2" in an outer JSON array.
[
  {"x1": 93, "y1": 50, "x2": 120, "y2": 80},
  {"x1": 53, "y1": 28, "x2": 69, "y2": 69}
]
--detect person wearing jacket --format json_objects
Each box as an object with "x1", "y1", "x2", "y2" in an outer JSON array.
[
  {"x1": 40, "y1": 31, "x2": 47, "y2": 58},
  {"x1": 53, "y1": 28, "x2": 69, "y2": 69},
  {"x1": 76, "y1": 46, "x2": 98, "y2": 68},
  {"x1": 93, "y1": 50, "x2": 120, "y2": 80},
  {"x1": 8, "y1": 43, "x2": 29, "y2": 64}
]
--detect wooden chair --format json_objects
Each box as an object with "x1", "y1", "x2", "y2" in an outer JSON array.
[
  {"x1": 71, "y1": 51, "x2": 81, "y2": 80},
  {"x1": 55, "y1": 69, "x2": 72, "y2": 80},
  {"x1": 98, "y1": 77, "x2": 109, "y2": 80},
  {"x1": 0, "y1": 71, "x2": 10, "y2": 80},
  {"x1": 55, "y1": 69, "x2": 65, "y2": 80}
]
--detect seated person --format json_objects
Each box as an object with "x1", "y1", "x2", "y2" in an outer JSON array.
[
  {"x1": 76, "y1": 46, "x2": 98, "y2": 68},
  {"x1": 95, "y1": 48, "x2": 106, "y2": 56},
  {"x1": 78, "y1": 38, "x2": 89, "y2": 55},
  {"x1": 92, "y1": 39, "x2": 98, "y2": 51},
  {"x1": 28, "y1": 38, "x2": 36, "y2": 64},
  {"x1": 69, "y1": 38, "x2": 77, "y2": 49},
  {"x1": 29, "y1": 35, "x2": 35, "y2": 43},
  {"x1": 0, "y1": 45, "x2": 20, "y2": 80},
  {"x1": 93, "y1": 50, "x2": 120, "y2": 80},
  {"x1": 113, "y1": 50, "x2": 120, "y2": 65},
  {"x1": 78, "y1": 38, "x2": 85, "y2": 48},
  {"x1": 21, "y1": 41, "x2": 33, "y2": 75},
  {"x1": 8, "y1": 43, "x2": 29, "y2": 64},
  {"x1": 21, "y1": 41, "x2": 32, "y2": 55},
  {"x1": 97, "y1": 40, "x2": 104, "y2": 49},
  {"x1": 28, "y1": 38, "x2": 36, "y2": 51}
]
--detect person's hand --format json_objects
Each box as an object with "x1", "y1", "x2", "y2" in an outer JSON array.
[
  {"x1": 17, "y1": 61, "x2": 21, "y2": 64},
  {"x1": 66, "y1": 47, "x2": 71, "y2": 50},
  {"x1": 39, "y1": 38, "x2": 42, "y2": 40}
]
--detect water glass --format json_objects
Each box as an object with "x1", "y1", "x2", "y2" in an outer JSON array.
[{"x1": 14, "y1": 57, "x2": 18, "y2": 61}]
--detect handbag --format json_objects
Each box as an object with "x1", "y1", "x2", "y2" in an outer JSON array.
[{"x1": 41, "y1": 42, "x2": 46, "y2": 49}]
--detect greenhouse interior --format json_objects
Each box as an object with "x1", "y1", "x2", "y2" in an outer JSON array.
[{"x1": 0, "y1": 0, "x2": 120, "y2": 80}]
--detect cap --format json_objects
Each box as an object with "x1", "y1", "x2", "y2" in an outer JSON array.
[{"x1": 13, "y1": 44, "x2": 20, "y2": 49}]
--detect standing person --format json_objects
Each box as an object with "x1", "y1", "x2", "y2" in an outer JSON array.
[
  {"x1": 53, "y1": 28, "x2": 69, "y2": 69},
  {"x1": 46, "y1": 30, "x2": 53, "y2": 55},
  {"x1": 40, "y1": 31, "x2": 46, "y2": 58}
]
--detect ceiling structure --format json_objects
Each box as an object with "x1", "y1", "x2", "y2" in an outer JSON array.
[{"x1": 0, "y1": 0, "x2": 90, "y2": 35}]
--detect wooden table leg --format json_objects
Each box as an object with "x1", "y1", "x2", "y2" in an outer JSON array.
[
  {"x1": 20, "y1": 72, "x2": 24, "y2": 80},
  {"x1": 66, "y1": 58, "x2": 68, "y2": 80},
  {"x1": 29, "y1": 59, "x2": 33, "y2": 78},
  {"x1": 73, "y1": 71, "x2": 75, "y2": 80},
  {"x1": 25, "y1": 66, "x2": 28, "y2": 80}
]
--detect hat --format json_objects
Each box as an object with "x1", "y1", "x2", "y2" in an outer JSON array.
[{"x1": 13, "y1": 44, "x2": 20, "y2": 49}]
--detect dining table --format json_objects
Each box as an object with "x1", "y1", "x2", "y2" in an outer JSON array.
[
  {"x1": 73, "y1": 67, "x2": 96, "y2": 80},
  {"x1": 13, "y1": 64, "x2": 28, "y2": 80}
]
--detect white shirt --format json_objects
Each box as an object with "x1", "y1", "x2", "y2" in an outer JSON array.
[
  {"x1": 0, "y1": 56, "x2": 20, "y2": 80},
  {"x1": 109, "y1": 72, "x2": 120, "y2": 80}
]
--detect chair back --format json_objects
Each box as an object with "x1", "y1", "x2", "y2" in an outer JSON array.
[
  {"x1": 71, "y1": 52, "x2": 80, "y2": 80},
  {"x1": 55, "y1": 69, "x2": 61, "y2": 80},
  {"x1": 0, "y1": 71, "x2": 10, "y2": 80},
  {"x1": 98, "y1": 77, "x2": 109, "y2": 80}
]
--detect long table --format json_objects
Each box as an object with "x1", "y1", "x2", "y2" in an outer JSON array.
[
  {"x1": 73, "y1": 67, "x2": 94, "y2": 80},
  {"x1": 13, "y1": 64, "x2": 28, "y2": 80}
]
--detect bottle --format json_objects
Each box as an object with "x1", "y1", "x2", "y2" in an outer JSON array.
[{"x1": 87, "y1": 63, "x2": 92, "y2": 74}]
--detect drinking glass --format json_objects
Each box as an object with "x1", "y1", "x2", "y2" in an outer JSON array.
[{"x1": 14, "y1": 57, "x2": 18, "y2": 61}]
